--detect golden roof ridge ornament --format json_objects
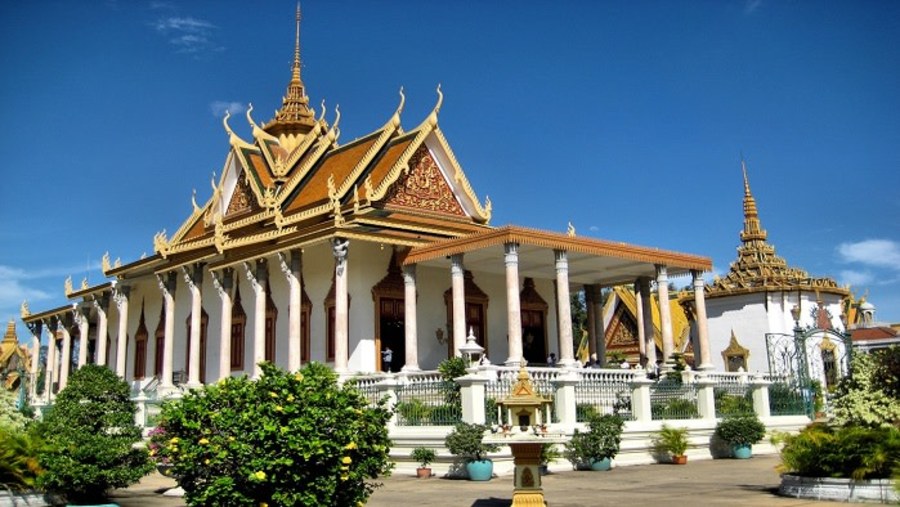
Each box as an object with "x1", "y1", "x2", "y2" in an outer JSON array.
[
  {"x1": 20, "y1": 300, "x2": 30, "y2": 319},
  {"x1": 64, "y1": 276, "x2": 73, "y2": 296},
  {"x1": 264, "y1": 3, "x2": 317, "y2": 137},
  {"x1": 223, "y1": 110, "x2": 254, "y2": 150}
]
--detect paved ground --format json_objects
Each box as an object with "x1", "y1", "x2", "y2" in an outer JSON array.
[{"x1": 110, "y1": 455, "x2": 864, "y2": 506}]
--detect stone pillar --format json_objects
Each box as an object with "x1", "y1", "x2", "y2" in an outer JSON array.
[
  {"x1": 554, "y1": 250, "x2": 576, "y2": 366},
  {"x1": 695, "y1": 374, "x2": 717, "y2": 420},
  {"x1": 94, "y1": 295, "x2": 109, "y2": 367},
  {"x1": 375, "y1": 376, "x2": 400, "y2": 429},
  {"x1": 244, "y1": 260, "x2": 268, "y2": 379},
  {"x1": 183, "y1": 264, "x2": 203, "y2": 388},
  {"x1": 212, "y1": 269, "x2": 233, "y2": 381},
  {"x1": 638, "y1": 277, "x2": 656, "y2": 366},
  {"x1": 450, "y1": 254, "x2": 466, "y2": 357},
  {"x1": 588, "y1": 284, "x2": 606, "y2": 365},
  {"x1": 457, "y1": 373, "x2": 488, "y2": 424},
  {"x1": 633, "y1": 280, "x2": 646, "y2": 360},
  {"x1": 157, "y1": 272, "x2": 176, "y2": 391},
  {"x1": 630, "y1": 369, "x2": 654, "y2": 423},
  {"x1": 44, "y1": 320, "x2": 56, "y2": 399},
  {"x1": 278, "y1": 250, "x2": 303, "y2": 372},
  {"x1": 656, "y1": 265, "x2": 674, "y2": 364},
  {"x1": 113, "y1": 284, "x2": 130, "y2": 378},
  {"x1": 553, "y1": 369, "x2": 579, "y2": 431},
  {"x1": 59, "y1": 320, "x2": 72, "y2": 390},
  {"x1": 332, "y1": 238, "x2": 350, "y2": 372},
  {"x1": 750, "y1": 373, "x2": 772, "y2": 418},
  {"x1": 504, "y1": 242, "x2": 524, "y2": 366},
  {"x1": 402, "y1": 264, "x2": 420, "y2": 371},
  {"x1": 76, "y1": 304, "x2": 90, "y2": 368},
  {"x1": 28, "y1": 322, "x2": 41, "y2": 402},
  {"x1": 691, "y1": 271, "x2": 713, "y2": 370}
]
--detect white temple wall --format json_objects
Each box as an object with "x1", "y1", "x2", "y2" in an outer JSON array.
[{"x1": 706, "y1": 293, "x2": 770, "y2": 373}]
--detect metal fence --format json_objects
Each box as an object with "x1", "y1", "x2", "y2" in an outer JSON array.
[
  {"x1": 574, "y1": 369, "x2": 635, "y2": 421},
  {"x1": 764, "y1": 374, "x2": 809, "y2": 416},
  {"x1": 706, "y1": 373, "x2": 754, "y2": 417},
  {"x1": 394, "y1": 372, "x2": 462, "y2": 426},
  {"x1": 650, "y1": 379, "x2": 700, "y2": 420}
]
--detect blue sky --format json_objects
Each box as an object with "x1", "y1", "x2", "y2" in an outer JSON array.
[{"x1": 1, "y1": 0, "x2": 898, "y2": 343}]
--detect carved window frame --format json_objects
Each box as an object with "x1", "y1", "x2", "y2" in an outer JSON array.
[
  {"x1": 443, "y1": 270, "x2": 489, "y2": 357},
  {"x1": 721, "y1": 331, "x2": 750, "y2": 373},
  {"x1": 519, "y1": 277, "x2": 549, "y2": 363},
  {"x1": 231, "y1": 284, "x2": 246, "y2": 371},
  {"x1": 134, "y1": 303, "x2": 148, "y2": 380},
  {"x1": 371, "y1": 249, "x2": 407, "y2": 371},
  {"x1": 154, "y1": 304, "x2": 165, "y2": 378}
]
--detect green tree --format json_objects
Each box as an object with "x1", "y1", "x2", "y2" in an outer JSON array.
[
  {"x1": 36, "y1": 364, "x2": 152, "y2": 504},
  {"x1": 832, "y1": 352, "x2": 900, "y2": 428},
  {"x1": 159, "y1": 362, "x2": 393, "y2": 507}
]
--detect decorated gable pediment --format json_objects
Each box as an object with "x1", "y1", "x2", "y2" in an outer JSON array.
[
  {"x1": 382, "y1": 145, "x2": 465, "y2": 218},
  {"x1": 226, "y1": 173, "x2": 262, "y2": 217}
]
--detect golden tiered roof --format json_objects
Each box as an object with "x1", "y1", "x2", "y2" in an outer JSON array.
[
  {"x1": 1, "y1": 320, "x2": 31, "y2": 390},
  {"x1": 705, "y1": 161, "x2": 847, "y2": 298}
]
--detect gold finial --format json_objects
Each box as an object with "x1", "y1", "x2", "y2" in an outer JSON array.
[
  {"x1": 396, "y1": 86, "x2": 406, "y2": 115},
  {"x1": 192, "y1": 189, "x2": 200, "y2": 212},
  {"x1": 20, "y1": 300, "x2": 30, "y2": 319},
  {"x1": 363, "y1": 176, "x2": 374, "y2": 205},
  {"x1": 319, "y1": 99, "x2": 326, "y2": 121},
  {"x1": 81, "y1": 277, "x2": 88, "y2": 290},
  {"x1": 293, "y1": 2, "x2": 302, "y2": 82},
  {"x1": 114, "y1": 257, "x2": 122, "y2": 268},
  {"x1": 154, "y1": 229, "x2": 170, "y2": 258},
  {"x1": 434, "y1": 83, "x2": 443, "y2": 113},
  {"x1": 214, "y1": 216, "x2": 226, "y2": 253},
  {"x1": 567, "y1": 221, "x2": 576, "y2": 237},
  {"x1": 101, "y1": 251, "x2": 111, "y2": 273},
  {"x1": 352, "y1": 184, "x2": 360, "y2": 213},
  {"x1": 263, "y1": 3, "x2": 316, "y2": 136},
  {"x1": 64, "y1": 276, "x2": 73, "y2": 296}
]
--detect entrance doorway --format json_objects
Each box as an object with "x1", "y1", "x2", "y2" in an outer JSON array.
[
  {"x1": 378, "y1": 297, "x2": 405, "y2": 372},
  {"x1": 522, "y1": 309, "x2": 547, "y2": 365}
]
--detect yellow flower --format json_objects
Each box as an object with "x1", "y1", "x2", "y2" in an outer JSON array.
[
  {"x1": 286, "y1": 394, "x2": 295, "y2": 402},
  {"x1": 228, "y1": 436, "x2": 236, "y2": 442},
  {"x1": 169, "y1": 437, "x2": 180, "y2": 444},
  {"x1": 274, "y1": 405, "x2": 283, "y2": 413},
  {"x1": 260, "y1": 503, "x2": 269, "y2": 507},
  {"x1": 342, "y1": 456, "x2": 352, "y2": 465},
  {"x1": 294, "y1": 372, "x2": 304, "y2": 381},
  {"x1": 269, "y1": 391, "x2": 278, "y2": 398},
  {"x1": 344, "y1": 442, "x2": 357, "y2": 450},
  {"x1": 340, "y1": 473, "x2": 349, "y2": 481},
  {"x1": 149, "y1": 449, "x2": 156, "y2": 457},
  {"x1": 204, "y1": 459, "x2": 210, "y2": 465},
  {"x1": 252, "y1": 470, "x2": 266, "y2": 481},
  {"x1": 198, "y1": 438, "x2": 209, "y2": 445}
]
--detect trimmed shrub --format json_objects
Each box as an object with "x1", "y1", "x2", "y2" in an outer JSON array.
[
  {"x1": 445, "y1": 422, "x2": 499, "y2": 463},
  {"x1": 158, "y1": 362, "x2": 392, "y2": 507},
  {"x1": 778, "y1": 423, "x2": 900, "y2": 480},
  {"x1": 714, "y1": 414, "x2": 766, "y2": 447},
  {"x1": 36, "y1": 364, "x2": 152, "y2": 504}
]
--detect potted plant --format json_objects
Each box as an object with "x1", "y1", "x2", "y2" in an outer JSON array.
[
  {"x1": 714, "y1": 414, "x2": 766, "y2": 459},
  {"x1": 564, "y1": 414, "x2": 625, "y2": 471},
  {"x1": 444, "y1": 422, "x2": 500, "y2": 481},
  {"x1": 539, "y1": 442, "x2": 560, "y2": 475},
  {"x1": 652, "y1": 425, "x2": 690, "y2": 464},
  {"x1": 411, "y1": 447, "x2": 437, "y2": 478}
]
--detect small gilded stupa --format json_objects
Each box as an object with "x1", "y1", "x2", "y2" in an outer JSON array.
[{"x1": 0, "y1": 320, "x2": 31, "y2": 392}]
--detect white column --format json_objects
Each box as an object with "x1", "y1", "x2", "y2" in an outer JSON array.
[
  {"x1": 157, "y1": 273, "x2": 176, "y2": 390},
  {"x1": 449, "y1": 254, "x2": 466, "y2": 356},
  {"x1": 113, "y1": 284, "x2": 130, "y2": 378},
  {"x1": 656, "y1": 265, "x2": 674, "y2": 364},
  {"x1": 28, "y1": 323, "x2": 40, "y2": 402},
  {"x1": 634, "y1": 280, "x2": 646, "y2": 360},
  {"x1": 332, "y1": 238, "x2": 350, "y2": 372},
  {"x1": 504, "y1": 243, "x2": 523, "y2": 366},
  {"x1": 279, "y1": 250, "x2": 302, "y2": 371},
  {"x1": 213, "y1": 269, "x2": 233, "y2": 381},
  {"x1": 59, "y1": 320, "x2": 72, "y2": 390},
  {"x1": 554, "y1": 250, "x2": 576, "y2": 366},
  {"x1": 638, "y1": 277, "x2": 656, "y2": 365},
  {"x1": 94, "y1": 294, "x2": 109, "y2": 367},
  {"x1": 589, "y1": 284, "x2": 606, "y2": 365},
  {"x1": 585, "y1": 288, "x2": 597, "y2": 360},
  {"x1": 75, "y1": 304, "x2": 90, "y2": 368},
  {"x1": 183, "y1": 264, "x2": 203, "y2": 388},
  {"x1": 402, "y1": 264, "x2": 420, "y2": 371},
  {"x1": 244, "y1": 260, "x2": 267, "y2": 378},
  {"x1": 692, "y1": 270, "x2": 713, "y2": 370},
  {"x1": 44, "y1": 321, "x2": 56, "y2": 399}
]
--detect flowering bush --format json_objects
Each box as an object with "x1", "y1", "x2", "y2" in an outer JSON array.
[
  {"x1": 147, "y1": 426, "x2": 170, "y2": 466},
  {"x1": 158, "y1": 362, "x2": 392, "y2": 506}
]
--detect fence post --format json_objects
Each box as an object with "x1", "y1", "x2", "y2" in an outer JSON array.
[
  {"x1": 457, "y1": 373, "x2": 487, "y2": 424},
  {"x1": 134, "y1": 391, "x2": 148, "y2": 429},
  {"x1": 375, "y1": 376, "x2": 401, "y2": 429},
  {"x1": 695, "y1": 373, "x2": 717, "y2": 420},
  {"x1": 553, "y1": 369, "x2": 579, "y2": 432},
  {"x1": 750, "y1": 373, "x2": 771, "y2": 418},
  {"x1": 630, "y1": 369, "x2": 654, "y2": 423}
]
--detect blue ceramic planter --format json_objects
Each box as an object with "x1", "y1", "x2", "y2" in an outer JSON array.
[
  {"x1": 466, "y1": 459, "x2": 494, "y2": 481},
  {"x1": 732, "y1": 444, "x2": 752, "y2": 459},
  {"x1": 590, "y1": 457, "x2": 612, "y2": 471}
]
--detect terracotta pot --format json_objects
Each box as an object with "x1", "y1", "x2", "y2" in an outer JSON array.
[
  {"x1": 416, "y1": 467, "x2": 432, "y2": 478},
  {"x1": 672, "y1": 455, "x2": 688, "y2": 465}
]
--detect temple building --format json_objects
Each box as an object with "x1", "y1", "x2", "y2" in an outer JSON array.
[
  {"x1": 20, "y1": 8, "x2": 712, "y2": 402},
  {"x1": 1, "y1": 320, "x2": 32, "y2": 393},
  {"x1": 679, "y1": 162, "x2": 851, "y2": 384}
]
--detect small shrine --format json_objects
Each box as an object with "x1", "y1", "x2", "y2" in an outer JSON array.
[{"x1": 487, "y1": 367, "x2": 563, "y2": 507}]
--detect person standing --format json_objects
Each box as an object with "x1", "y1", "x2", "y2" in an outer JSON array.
[
  {"x1": 546, "y1": 352, "x2": 557, "y2": 367},
  {"x1": 381, "y1": 346, "x2": 393, "y2": 373}
]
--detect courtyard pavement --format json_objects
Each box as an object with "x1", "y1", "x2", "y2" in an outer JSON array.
[{"x1": 110, "y1": 455, "x2": 864, "y2": 506}]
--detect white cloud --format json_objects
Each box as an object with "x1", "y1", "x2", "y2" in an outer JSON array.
[
  {"x1": 588, "y1": 226, "x2": 599, "y2": 232},
  {"x1": 839, "y1": 270, "x2": 874, "y2": 288},
  {"x1": 210, "y1": 101, "x2": 246, "y2": 118},
  {"x1": 151, "y1": 16, "x2": 222, "y2": 55},
  {"x1": 837, "y1": 239, "x2": 900, "y2": 270}
]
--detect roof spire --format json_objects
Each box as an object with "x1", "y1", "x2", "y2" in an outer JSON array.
[
  {"x1": 264, "y1": 2, "x2": 317, "y2": 137},
  {"x1": 739, "y1": 157, "x2": 767, "y2": 244}
]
